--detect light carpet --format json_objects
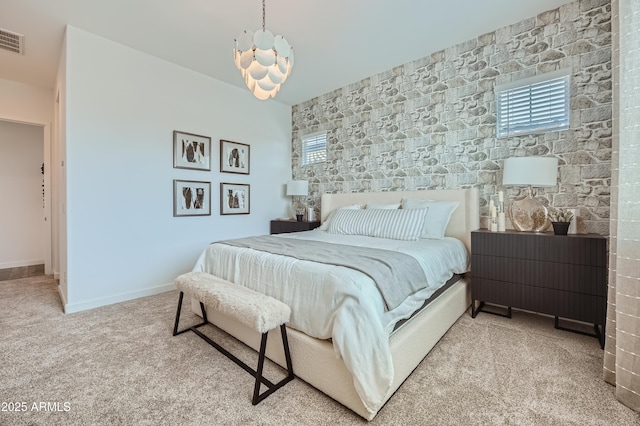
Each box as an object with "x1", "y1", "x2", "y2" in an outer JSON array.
[{"x1": 1, "y1": 276, "x2": 638, "y2": 425}]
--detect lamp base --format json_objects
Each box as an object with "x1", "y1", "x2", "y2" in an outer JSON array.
[{"x1": 508, "y1": 193, "x2": 551, "y2": 232}]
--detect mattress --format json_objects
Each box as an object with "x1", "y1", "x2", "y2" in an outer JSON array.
[
  {"x1": 192, "y1": 229, "x2": 469, "y2": 413},
  {"x1": 392, "y1": 272, "x2": 465, "y2": 333}
]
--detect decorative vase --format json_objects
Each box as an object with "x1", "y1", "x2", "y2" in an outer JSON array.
[
  {"x1": 508, "y1": 193, "x2": 551, "y2": 232},
  {"x1": 551, "y1": 222, "x2": 570, "y2": 235}
]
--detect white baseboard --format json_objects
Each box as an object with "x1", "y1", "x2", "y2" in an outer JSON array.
[
  {"x1": 0, "y1": 259, "x2": 45, "y2": 269},
  {"x1": 63, "y1": 282, "x2": 176, "y2": 314}
]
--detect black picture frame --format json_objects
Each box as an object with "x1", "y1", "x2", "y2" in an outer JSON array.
[
  {"x1": 173, "y1": 179, "x2": 211, "y2": 217},
  {"x1": 220, "y1": 182, "x2": 250, "y2": 215},
  {"x1": 220, "y1": 140, "x2": 250, "y2": 174},
  {"x1": 173, "y1": 131, "x2": 211, "y2": 171}
]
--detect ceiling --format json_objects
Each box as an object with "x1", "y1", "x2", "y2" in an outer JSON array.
[{"x1": 1, "y1": 0, "x2": 573, "y2": 106}]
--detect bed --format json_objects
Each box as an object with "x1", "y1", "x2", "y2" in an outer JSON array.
[{"x1": 190, "y1": 188, "x2": 479, "y2": 420}]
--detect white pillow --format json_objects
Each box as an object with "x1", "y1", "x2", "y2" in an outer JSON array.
[
  {"x1": 365, "y1": 202, "x2": 401, "y2": 209},
  {"x1": 401, "y1": 199, "x2": 459, "y2": 239},
  {"x1": 318, "y1": 204, "x2": 362, "y2": 231},
  {"x1": 328, "y1": 208, "x2": 428, "y2": 241}
]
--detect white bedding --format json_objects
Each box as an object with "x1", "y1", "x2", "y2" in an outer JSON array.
[{"x1": 192, "y1": 229, "x2": 469, "y2": 414}]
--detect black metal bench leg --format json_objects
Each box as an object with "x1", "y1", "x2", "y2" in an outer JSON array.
[
  {"x1": 280, "y1": 324, "x2": 294, "y2": 380},
  {"x1": 173, "y1": 291, "x2": 208, "y2": 336},
  {"x1": 173, "y1": 291, "x2": 294, "y2": 404},
  {"x1": 251, "y1": 326, "x2": 295, "y2": 405},
  {"x1": 252, "y1": 333, "x2": 269, "y2": 405}
]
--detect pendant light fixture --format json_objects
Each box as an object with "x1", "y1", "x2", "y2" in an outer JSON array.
[{"x1": 233, "y1": 0, "x2": 294, "y2": 100}]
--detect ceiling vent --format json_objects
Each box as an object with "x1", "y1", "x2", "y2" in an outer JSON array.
[{"x1": 0, "y1": 28, "x2": 24, "y2": 55}]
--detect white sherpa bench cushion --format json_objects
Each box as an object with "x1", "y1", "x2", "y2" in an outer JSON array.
[{"x1": 175, "y1": 271, "x2": 291, "y2": 334}]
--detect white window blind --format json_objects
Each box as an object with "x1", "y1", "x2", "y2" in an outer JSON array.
[
  {"x1": 496, "y1": 69, "x2": 570, "y2": 138},
  {"x1": 302, "y1": 131, "x2": 327, "y2": 165}
]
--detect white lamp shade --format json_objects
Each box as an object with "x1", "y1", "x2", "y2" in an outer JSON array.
[
  {"x1": 286, "y1": 180, "x2": 308, "y2": 196},
  {"x1": 503, "y1": 157, "x2": 558, "y2": 187}
]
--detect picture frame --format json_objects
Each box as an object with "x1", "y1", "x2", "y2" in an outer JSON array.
[
  {"x1": 173, "y1": 180, "x2": 211, "y2": 217},
  {"x1": 173, "y1": 130, "x2": 211, "y2": 171},
  {"x1": 220, "y1": 182, "x2": 250, "y2": 215},
  {"x1": 220, "y1": 140, "x2": 250, "y2": 174}
]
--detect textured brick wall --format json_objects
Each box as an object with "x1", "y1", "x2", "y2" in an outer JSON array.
[{"x1": 291, "y1": 0, "x2": 612, "y2": 235}]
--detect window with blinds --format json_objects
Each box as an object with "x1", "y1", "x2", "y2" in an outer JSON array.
[
  {"x1": 496, "y1": 69, "x2": 570, "y2": 138},
  {"x1": 301, "y1": 131, "x2": 327, "y2": 165}
]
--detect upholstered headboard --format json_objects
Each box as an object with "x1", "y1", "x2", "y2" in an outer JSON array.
[{"x1": 320, "y1": 188, "x2": 480, "y2": 252}]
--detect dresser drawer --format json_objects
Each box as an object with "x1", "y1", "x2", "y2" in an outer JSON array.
[
  {"x1": 472, "y1": 277, "x2": 606, "y2": 325},
  {"x1": 471, "y1": 231, "x2": 607, "y2": 267},
  {"x1": 471, "y1": 254, "x2": 607, "y2": 296}
]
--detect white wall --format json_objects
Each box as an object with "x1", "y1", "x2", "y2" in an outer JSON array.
[
  {"x1": 0, "y1": 121, "x2": 44, "y2": 268},
  {"x1": 0, "y1": 79, "x2": 53, "y2": 123},
  {"x1": 62, "y1": 26, "x2": 292, "y2": 312}
]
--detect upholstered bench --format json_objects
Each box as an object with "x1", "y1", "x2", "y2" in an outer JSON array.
[{"x1": 173, "y1": 271, "x2": 294, "y2": 404}]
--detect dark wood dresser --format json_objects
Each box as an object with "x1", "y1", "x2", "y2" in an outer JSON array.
[
  {"x1": 270, "y1": 220, "x2": 321, "y2": 235},
  {"x1": 470, "y1": 229, "x2": 607, "y2": 347}
]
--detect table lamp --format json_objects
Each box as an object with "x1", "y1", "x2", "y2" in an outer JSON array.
[
  {"x1": 286, "y1": 180, "x2": 308, "y2": 221},
  {"x1": 503, "y1": 156, "x2": 558, "y2": 232}
]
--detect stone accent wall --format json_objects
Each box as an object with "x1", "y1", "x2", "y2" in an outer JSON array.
[{"x1": 291, "y1": 0, "x2": 612, "y2": 235}]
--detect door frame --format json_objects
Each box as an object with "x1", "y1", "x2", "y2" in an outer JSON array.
[{"x1": 0, "y1": 117, "x2": 52, "y2": 275}]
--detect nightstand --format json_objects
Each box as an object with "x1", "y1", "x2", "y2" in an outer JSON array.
[
  {"x1": 470, "y1": 229, "x2": 607, "y2": 348},
  {"x1": 270, "y1": 220, "x2": 321, "y2": 235}
]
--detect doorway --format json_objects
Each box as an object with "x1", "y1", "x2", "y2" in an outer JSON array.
[{"x1": 0, "y1": 119, "x2": 51, "y2": 275}]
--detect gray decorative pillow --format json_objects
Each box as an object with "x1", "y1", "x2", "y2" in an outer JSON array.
[{"x1": 328, "y1": 208, "x2": 428, "y2": 241}]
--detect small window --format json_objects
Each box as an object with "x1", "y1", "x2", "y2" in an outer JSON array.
[
  {"x1": 496, "y1": 69, "x2": 570, "y2": 138},
  {"x1": 301, "y1": 131, "x2": 327, "y2": 165}
]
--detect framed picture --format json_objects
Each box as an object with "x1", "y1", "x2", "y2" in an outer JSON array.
[
  {"x1": 173, "y1": 180, "x2": 211, "y2": 217},
  {"x1": 173, "y1": 130, "x2": 211, "y2": 171},
  {"x1": 220, "y1": 140, "x2": 250, "y2": 174},
  {"x1": 220, "y1": 182, "x2": 250, "y2": 215}
]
